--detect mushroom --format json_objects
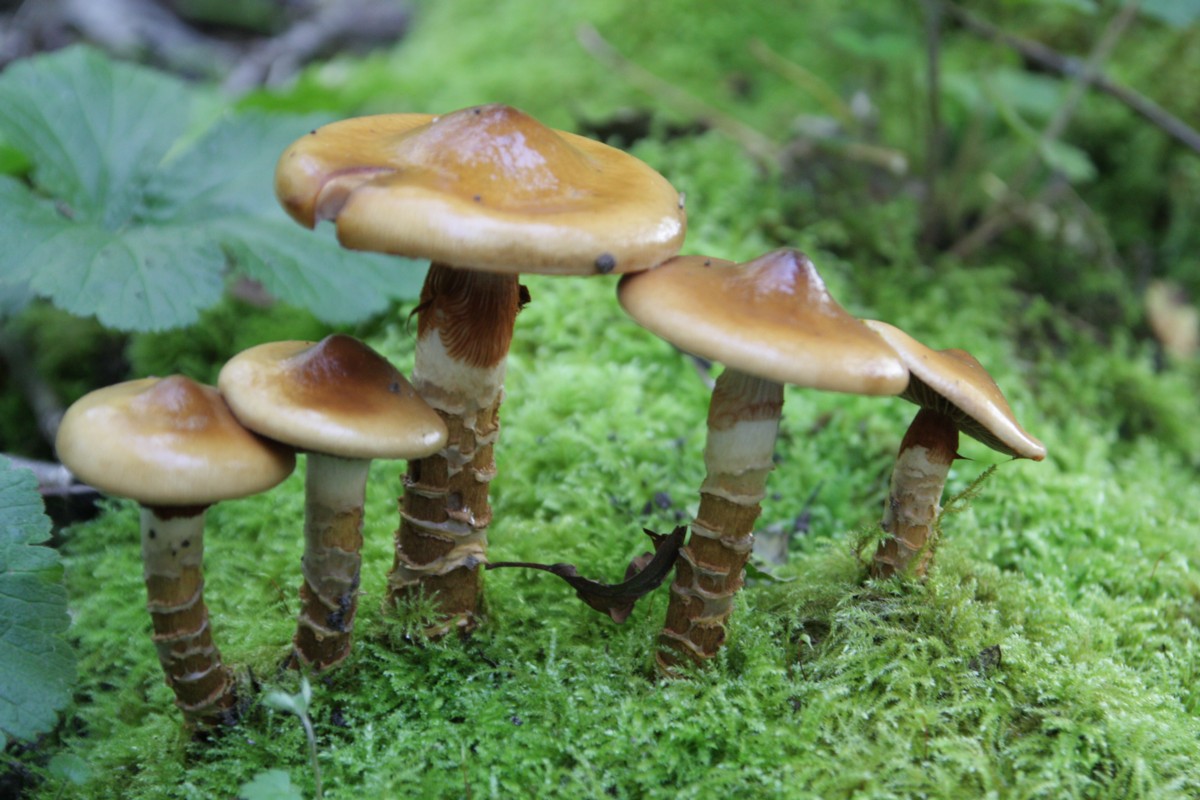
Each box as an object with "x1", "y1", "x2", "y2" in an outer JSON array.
[
  {"x1": 618, "y1": 249, "x2": 908, "y2": 669},
  {"x1": 274, "y1": 104, "x2": 686, "y2": 635},
  {"x1": 862, "y1": 320, "x2": 1046, "y2": 579},
  {"x1": 218, "y1": 334, "x2": 448, "y2": 670},
  {"x1": 54, "y1": 375, "x2": 295, "y2": 729}
]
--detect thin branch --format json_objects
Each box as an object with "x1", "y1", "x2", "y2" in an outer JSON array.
[
  {"x1": 223, "y1": 0, "x2": 411, "y2": 93},
  {"x1": 576, "y1": 23, "x2": 784, "y2": 168},
  {"x1": 1, "y1": 454, "x2": 91, "y2": 497},
  {"x1": 944, "y1": 2, "x2": 1200, "y2": 155},
  {"x1": 949, "y1": 0, "x2": 1142, "y2": 259},
  {"x1": 747, "y1": 38, "x2": 856, "y2": 129},
  {"x1": 920, "y1": 0, "x2": 946, "y2": 248},
  {"x1": 578, "y1": 24, "x2": 907, "y2": 175}
]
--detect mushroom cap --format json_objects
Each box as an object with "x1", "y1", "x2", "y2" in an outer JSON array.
[
  {"x1": 862, "y1": 320, "x2": 1046, "y2": 460},
  {"x1": 275, "y1": 104, "x2": 687, "y2": 276},
  {"x1": 618, "y1": 249, "x2": 908, "y2": 395},
  {"x1": 55, "y1": 375, "x2": 296, "y2": 507},
  {"x1": 218, "y1": 334, "x2": 448, "y2": 460}
]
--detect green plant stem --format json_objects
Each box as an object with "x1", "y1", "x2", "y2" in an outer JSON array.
[{"x1": 301, "y1": 713, "x2": 323, "y2": 800}]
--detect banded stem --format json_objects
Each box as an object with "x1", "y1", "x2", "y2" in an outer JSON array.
[
  {"x1": 292, "y1": 454, "x2": 370, "y2": 670},
  {"x1": 141, "y1": 506, "x2": 237, "y2": 728},
  {"x1": 659, "y1": 369, "x2": 783, "y2": 671},
  {"x1": 871, "y1": 408, "x2": 959, "y2": 579},
  {"x1": 387, "y1": 265, "x2": 521, "y2": 635}
]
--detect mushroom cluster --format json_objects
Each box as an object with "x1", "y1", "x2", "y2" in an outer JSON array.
[
  {"x1": 56, "y1": 335, "x2": 446, "y2": 728},
  {"x1": 618, "y1": 249, "x2": 909, "y2": 669},
  {"x1": 274, "y1": 104, "x2": 687, "y2": 635},
  {"x1": 58, "y1": 101, "x2": 1048, "y2": 732},
  {"x1": 267, "y1": 103, "x2": 1044, "y2": 667}
]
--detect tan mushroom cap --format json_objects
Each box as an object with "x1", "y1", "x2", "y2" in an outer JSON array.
[
  {"x1": 618, "y1": 249, "x2": 908, "y2": 395},
  {"x1": 275, "y1": 104, "x2": 687, "y2": 276},
  {"x1": 863, "y1": 320, "x2": 1046, "y2": 460},
  {"x1": 218, "y1": 334, "x2": 448, "y2": 461},
  {"x1": 55, "y1": 375, "x2": 296, "y2": 507}
]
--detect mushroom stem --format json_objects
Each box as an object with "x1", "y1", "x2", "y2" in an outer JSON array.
[
  {"x1": 387, "y1": 264, "x2": 523, "y2": 635},
  {"x1": 659, "y1": 368, "x2": 783, "y2": 671},
  {"x1": 140, "y1": 505, "x2": 237, "y2": 728},
  {"x1": 292, "y1": 453, "x2": 371, "y2": 670},
  {"x1": 871, "y1": 408, "x2": 959, "y2": 580}
]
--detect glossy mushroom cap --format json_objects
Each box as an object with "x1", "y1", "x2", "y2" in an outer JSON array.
[
  {"x1": 863, "y1": 320, "x2": 1047, "y2": 460},
  {"x1": 218, "y1": 334, "x2": 448, "y2": 460},
  {"x1": 618, "y1": 249, "x2": 908, "y2": 395},
  {"x1": 55, "y1": 375, "x2": 296, "y2": 507},
  {"x1": 275, "y1": 104, "x2": 687, "y2": 275}
]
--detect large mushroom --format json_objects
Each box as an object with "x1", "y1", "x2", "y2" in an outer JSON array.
[
  {"x1": 55, "y1": 376, "x2": 295, "y2": 729},
  {"x1": 218, "y1": 334, "x2": 448, "y2": 670},
  {"x1": 618, "y1": 249, "x2": 908, "y2": 670},
  {"x1": 862, "y1": 321, "x2": 1046, "y2": 579},
  {"x1": 274, "y1": 104, "x2": 687, "y2": 635}
]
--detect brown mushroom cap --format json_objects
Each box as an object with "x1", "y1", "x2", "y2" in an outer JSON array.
[
  {"x1": 218, "y1": 334, "x2": 448, "y2": 460},
  {"x1": 274, "y1": 104, "x2": 687, "y2": 275},
  {"x1": 862, "y1": 320, "x2": 1046, "y2": 460},
  {"x1": 55, "y1": 375, "x2": 296, "y2": 506},
  {"x1": 618, "y1": 249, "x2": 908, "y2": 395}
]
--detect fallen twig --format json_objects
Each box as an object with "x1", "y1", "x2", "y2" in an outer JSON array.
[
  {"x1": 487, "y1": 526, "x2": 686, "y2": 623},
  {"x1": 944, "y1": 1, "x2": 1200, "y2": 155}
]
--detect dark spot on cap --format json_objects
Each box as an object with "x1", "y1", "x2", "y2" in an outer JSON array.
[
  {"x1": 473, "y1": 195, "x2": 482, "y2": 203},
  {"x1": 309, "y1": 130, "x2": 317, "y2": 135},
  {"x1": 181, "y1": 539, "x2": 190, "y2": 548},
  {"x1": 703, "y1": 259, "x2": 712, "y2": 267},
  {"x1": 389, "y1": 381, "x2": 401, "y2": 394},
  {"x1": 148, "y1": 529, "x2": 157, "y2": 539},
  {"x1": 678, "y1": 192, "x2": 686, "y2": 210},
  {"x1": 595, "y1": 253, "x2": 616, "y2": 274}
]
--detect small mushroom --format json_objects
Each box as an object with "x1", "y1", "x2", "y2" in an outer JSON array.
[
  {"x1": 863, "y1": 320, "x2": 1046, "y2": 579},
  {"x1": 618, "y1": 249, "x2": 908, "y2": 670},
  {"x1": 275, "y1": 104, "x2": 687, "y2": 635},
  {"x1": 218, "y1": 334, "x2": 447, "y2": 670},
  {"x1": 55, "y1": 376, "x2": 295, "y2": 729}
]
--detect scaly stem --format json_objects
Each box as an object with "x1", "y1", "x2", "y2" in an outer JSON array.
[
  {"x1": 141, "y1": 505, "x2": 237, "y2": 728},
  {"x1": 292, "y1": 454, "x2": 370, "y2": 670},
  {"x1": 387, "y1": 264, "x2": 522, "y2": 636},
  {"x1": 871, "y1": 408, "x2": 959, "y2": 579},
  {"x1": 659, "y1": 369, "x2": 783, "y2": 671}
]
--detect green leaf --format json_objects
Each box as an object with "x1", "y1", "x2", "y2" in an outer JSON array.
[
  {"x1": 1038, "y1": 139, "x2": 1097, "y2": 183},
  {"x1": 217, "y1": 218, "x2": 427, "y2": 325},
  {"x1": 0, "y1": 45, "x2": 194, "y2": 228},
  {"x1": 47, "y1": 752, "x2": 93, "y2": 786},
  {"x1": 238, "y1": 769, "x2": 304, "y2": 800},
  {"x1": 0, "y1": 457, "x2": 77, "y2": 749},
  {"x1": 0, "y1": 50, "x2": 423, "y2": 331},
  {"x1": 1136, "y1": 0, "x2": 1200, "y2": 27},
  {"x1": 142, "y1": 111, "x2": 327, "y2": 221},
  {"x1": 0, "y1": 177, "x2": 225, "y2": 331}
]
